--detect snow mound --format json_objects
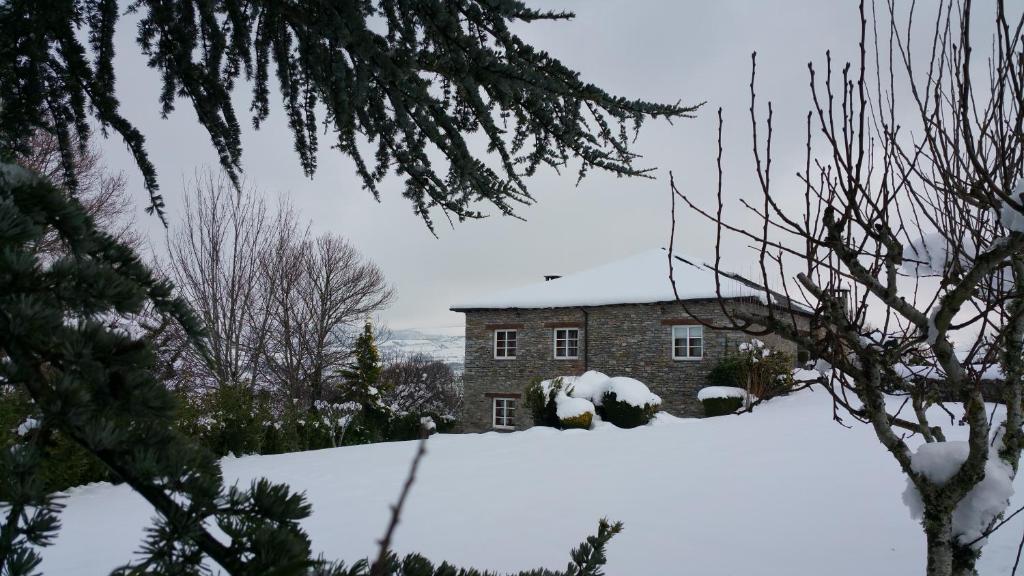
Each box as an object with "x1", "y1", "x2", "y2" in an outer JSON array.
[
  {"x1": 902, "y1": 441, "x2": 1015, "y2": 547},
  {"x1": 792, "y1": 368, "x2": 821, "y2": 383},
  {"x1": 555, "y1": 393, "x2": 595, "y2": 420},
  {"x1": 697, "y1": 386, "x2": 748, "y2": 402},
  {"x1": 560, "y1": 370, "x2": 611, "y2": 403},
  {"x1": 603, "y1": 377, "x2": 662, "y2": 408}
]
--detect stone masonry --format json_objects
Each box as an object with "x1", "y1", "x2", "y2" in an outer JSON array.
[{"x1": 458, "y1": 299, "x2": 808, "y2": 432}]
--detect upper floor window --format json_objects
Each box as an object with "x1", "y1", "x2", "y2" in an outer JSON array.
[
  {"x1": 672, "y1": 325, "x2": 703, "y2": 360},
  {"x1": 553, "y1": 328, "x2": 580, "y2": 359},
  {"x1": 494, "y1": 329, "x2": 517, "y2": 359}
]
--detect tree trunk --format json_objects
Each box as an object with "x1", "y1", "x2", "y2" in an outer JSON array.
[
  {"x1": 924, "y1": 508, "x2": 954, "y2": 576},
  {"x1": 923, "y1": 505, "x2": 978, "y2": 576}
]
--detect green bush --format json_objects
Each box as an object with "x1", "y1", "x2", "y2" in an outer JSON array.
[
  {"x1": 706, "y1": 356, "x2": 746, "y2": 388},
  {"x1": 434, "y1": 414, "x2": 457, "y2": 433},
  {"x1": 341, "y1": 406, "x2": 390, "y2": 446},
  {"x1": 559, "y1": 411, "x2": 593, "y2": 429},
  {"x1": 598, "y1": 392, "x2": 659, "y2": 428},
  {"x1": 524, "y1": 378, "x2": 561, "y2": 428},
  {"x1": 700, "y1": 396, "x2": 745, "y2": 417},
  {"x1": 1, "y1": 387, "x2": 110, "y2": 492},
  {"x1": 706, "y1": 342, "x2": 796, "y2": 406},
  {"x1": 191, "y1": 383, "x2": 271, "y2": 456},
  {"x1": 386, "y1": 412, "x2": 427, "y2": 441}
]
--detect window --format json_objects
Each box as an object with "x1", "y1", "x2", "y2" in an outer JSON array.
[
  {"x1": 672, "y1": 325, "x2": 704, "y2": 360},
  {"x1": 797, "y1": 348, "x2": 811, "y2": 365},
  {"x1": 494, "y1": 329, "x2": 517, "y2": 359},
  {"x1": 553, "y1": 328, "x2": 580, "y2": 359},
  {"x1": 493, "y1": 397, "x2": 516, "y2": 429}
]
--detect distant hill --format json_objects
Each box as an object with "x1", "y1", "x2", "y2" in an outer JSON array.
[{"x1": 379, "y1": 327, "x2": 465, "y2": 372}]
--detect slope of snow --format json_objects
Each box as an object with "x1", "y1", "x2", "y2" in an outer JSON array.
[
  {"x1": 38, "y1": 388, "x2": 1024, "y2": 575},
  {"x1": 379, "y1": 328, "x2": 465, "y2": 369},
  {"x1": 450, "y1": 249, "x2": 774, "y2": 310}
]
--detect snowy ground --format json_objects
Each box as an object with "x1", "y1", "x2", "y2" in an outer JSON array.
[{"x1": 39, "y1": 388, "x2": 1024, "y2": 575}]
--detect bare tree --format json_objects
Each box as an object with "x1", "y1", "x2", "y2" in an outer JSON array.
[
  {"x1": 164, "y1": 174, "x2": 394, "y2": 408},
  {"x1": 163, "y1": 172, "x2": 274, "y2": 391},
  {"x1": 262, "y1": 233, "x2": 394, "y2": 407},
  {"x1": 301, "y1": 235, "x2": 394, "y2": 405},
  {"x1": 16, "y1": 129, "x2": 138, "y2": 253},
  {"x1": 672, "y1": 2, "x2": 1024, "y2": 575},
  {"x1": 379, "y1": 351, "x2": 463, "y2": 417}
]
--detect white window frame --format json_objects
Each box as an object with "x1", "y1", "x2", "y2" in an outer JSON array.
[
  {"x1": 672, "y1": 325, "x2": 704, "y2": 360},
  {"x1": 492, "y1": 397, "x2": 517, "y2": 429},
  {"x1": 493, "y1": 329, "x2": 517, "y2": 360},
  {"x1": 552, "y1": 327, "x2": 580, "y2": 359}
]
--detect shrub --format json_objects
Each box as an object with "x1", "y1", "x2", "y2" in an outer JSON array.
[
  {"x1": 706, "y1": 356, "x2": 747, "y2": 388},
  {"x1": 706, "y1": 340, "x2": 796, "y2": 408},
  {"x1": 385, "y1": 411, "x2": 456, "y2": 441},
  {"x1": 386, "y1": 412, "x2": 427, "y2": 441},
  {"x1": 1, "y1": 387, "x2": 110, "y2": 492},
  {"x1": 701, "y1": 396, "x2": 745, "y2": 417},
  {"x1": 524, "y1": 378, "x2": 561, "y2": 427},
  {"x1": 341, "y1": 406, "x2": 390, "y2": 446},
  {"x1": 434, "y1": 414, "x2": 457, "y2": 433},
  {"x1": 559, "y1": 411, "x2": 593, "y2": 429},
  {"x1": 599, "y1": 391, "x2": 659, "y2": 428}
]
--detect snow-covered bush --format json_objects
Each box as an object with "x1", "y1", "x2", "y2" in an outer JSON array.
[
  {"x1": 524, "y1": 377, "x2": 597, "y2": 429},
  {"x1": 528, "y1": 372, "x2": 660, "y2": 430},
  {"x1": 697, "y1": 386, "x2": 748, "y2": 416},
  {"x1": 556, "y1": 392, "x2": 596, "y2": 429},
  {"x1": 599, "y1": 378, "x2": 661, "y2": 428}
]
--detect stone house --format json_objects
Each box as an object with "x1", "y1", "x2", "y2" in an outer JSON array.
[{"x1": 451, "y1": 249, "x2": 812, "y2": 432}]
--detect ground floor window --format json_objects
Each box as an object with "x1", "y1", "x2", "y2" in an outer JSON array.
[{"x1": 493, "y1": 397, "x2": 517, "y2": 429}]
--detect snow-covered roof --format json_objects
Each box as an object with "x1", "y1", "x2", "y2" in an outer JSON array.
[{"x1": 451, "y1": 248, "x2": 808, "y2": 312}]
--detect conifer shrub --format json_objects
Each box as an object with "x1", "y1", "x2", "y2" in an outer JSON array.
[
  {"x1": 523, "y1": 377, "x2": 562, "y2": 427},
  {"x1": 559, "y1": 411, "x2": 593, "y2": 430},
  {"x1": 700, "y1": 396, "x2": 746, "y2": 417},
  {"x1": 598, "y1": 392, "x2": 659, "y2": 428}
]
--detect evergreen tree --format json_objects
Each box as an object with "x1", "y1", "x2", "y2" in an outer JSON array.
[
  {"x1": 340, "y1": 321, "x2": 390, "y2": 446},
  {"x1": 343, "y1": 322, "x2": 384, "y2": 409},
  {"x1": 0, "y1": 0, "x2": 698, "y2": 230}
]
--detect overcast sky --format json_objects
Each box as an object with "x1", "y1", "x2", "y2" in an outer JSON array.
[{"x1": 99, "y1": 1, "x2": 873, "y2": 332}]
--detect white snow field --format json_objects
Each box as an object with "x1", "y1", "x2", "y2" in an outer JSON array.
[{"x1": 40, "y1": 388, "x2": 1024, "y2": 575}]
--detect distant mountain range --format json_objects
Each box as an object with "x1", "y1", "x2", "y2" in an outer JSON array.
[{"x1": 379, "y1": 328, "x2": 465, "y2": 372}]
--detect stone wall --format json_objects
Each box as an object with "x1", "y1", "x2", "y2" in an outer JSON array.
[{"x1": 458, "y1": 300, "x2": 806, "y2": 432}]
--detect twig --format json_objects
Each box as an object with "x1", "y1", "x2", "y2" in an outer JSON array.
[
  {"x1": 370, "y1": 435, "x2": 429, "y2": 576},
  {"x1": 1013, "y1": 526, "x2": 1024, "y2": 576}
]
